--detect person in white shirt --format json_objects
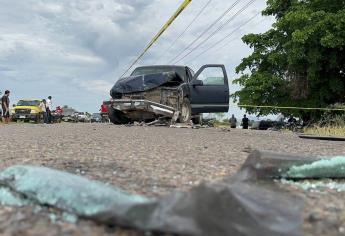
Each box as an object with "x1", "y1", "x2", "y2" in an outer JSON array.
[
  {"x1": 46, "y1": 96, "x2": 52, "y2": 123},
  {"x1": 39, "y1": 99, "x2": 48, "y2": 123}
]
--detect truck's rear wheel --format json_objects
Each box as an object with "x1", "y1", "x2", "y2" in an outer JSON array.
[
  {"x1": 179, "y1": 98, "x2": 192, "y2": 123},
  {"x1": 108, "y1": 106, "x2": 130, "y2": 124}
]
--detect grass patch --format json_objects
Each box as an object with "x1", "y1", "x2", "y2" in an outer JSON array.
[
  {"x1": 304, "y1": 110, "x2": 345, "y2": 136},
  {"x1": 303, "y1": 126, "x2": 345, "y2": 136}
]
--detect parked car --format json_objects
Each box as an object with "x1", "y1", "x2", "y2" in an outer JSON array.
[
  {"x1": 12, "y1": 99, "x2": 44, "y2": 123},
  {"x1": 104, "y1": 64, "x2": 229, "y2": 124},
  {"x1": 77, "y1": 112, "x2": 88, "y2": 122},
  {"x1": 91, "y1": 113, "x2": 102, "y2": 123},
  {"x1": 62, "y1": 109, "x2": 78, "y2": 123},
  {"x1": 251, "y1": 120, "x2": 284, "y2": 130}
]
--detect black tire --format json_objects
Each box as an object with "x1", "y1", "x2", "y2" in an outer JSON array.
[
  {"x1": 108, "y1": 106, "x2": 130, "y2": 124},
  {"x1": 179, "y1": 98, "x2": 192, "y2": 123},
  {"x1": 192, "y1": 115, "x2": 202, "y2": 125}
]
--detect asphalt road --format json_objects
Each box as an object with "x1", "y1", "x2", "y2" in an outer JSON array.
[{"x1": 0, "y1": 123, "x2": 344, "y2": 235}]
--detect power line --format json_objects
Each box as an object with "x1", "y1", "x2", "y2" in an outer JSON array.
[
  {"x1": 206, "y1": 15, "x2": 268, "y2": 56},
  {"x1": 167, "y1": 0, "x2": 242, "y2": 64},
  {"x1": 188, "y1": 11, "x2": 260, "y2": 62},
  {"x1": 119, "y1": 0, "x2": 192, "y2": 78},
  {"x1": 174, "y1": 0, "x2": 256, "y2": 64},
  {"x1": 216, "y1": 14, "x2": 267, "y2": 50},
  {"x1": 154, "y1": 0, "x2": 213, "y2": 65}
]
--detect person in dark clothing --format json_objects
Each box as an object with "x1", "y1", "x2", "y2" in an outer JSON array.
[
  {"x1": 287, "y1": 116, "x2": 297, "y2": 123},
  {"x1": 46, "y1": 96, "x2": 52, "y2": 123},
  {"x1": 1, "y1": 90, "x2": 10, "y2": 124},
  {"x1": 242, "y1": 114, "x2": 249, "y2": 129},
  {"x1": 229, "y1": 114, "x2": 237, "y2": 128}
]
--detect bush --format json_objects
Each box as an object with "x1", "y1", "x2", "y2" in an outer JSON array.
[
  {"x1": 317, "y1": 103, "x2": 345, "y2": 127},
  {"x1": 304, "y1": 103, "x2": 345, "y2": 136}
]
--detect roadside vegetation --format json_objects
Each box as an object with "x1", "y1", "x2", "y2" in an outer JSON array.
[
  {"x1": 304, "y1": 126, "x2": 345, "y2": 136},
  {"x1": 304, "y1": 105, "x2": 345, "y2": 136},
  {"x1": 232, "y1": 0, "x2": 345, "y2": 133}
]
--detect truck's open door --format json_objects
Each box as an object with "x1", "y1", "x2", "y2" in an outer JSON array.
[{"x1": 188, "y1": 64, "x2": 229, "y2": 114}]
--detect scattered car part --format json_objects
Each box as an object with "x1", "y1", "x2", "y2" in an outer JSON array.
[
  {"x1": 298, "y1": 134, "x2": 345, "y2": 141},
  {"x1": 91, "y1": 113, "x2": 102, "y2": 123}
]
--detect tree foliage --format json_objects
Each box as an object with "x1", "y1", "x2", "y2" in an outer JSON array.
[{"x1": 233, "y1": 0, "x2": 345, "y2": 120}]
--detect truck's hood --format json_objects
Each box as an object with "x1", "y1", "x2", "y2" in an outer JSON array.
[{"x1": 110, "y1": 72, "x2": 183, "y2": 98}]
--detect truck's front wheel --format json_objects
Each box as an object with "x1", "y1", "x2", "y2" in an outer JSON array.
[
  {"x1": 179, "y1": 98, "x2": 192, "y2": 123},
  {"x1": 108, "y1": 106, "x2": 129, "y2": 125}
]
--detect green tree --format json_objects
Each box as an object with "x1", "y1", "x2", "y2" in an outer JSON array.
[{"x1": 233, "y1": 0, "x2": 345, "y2": 121}]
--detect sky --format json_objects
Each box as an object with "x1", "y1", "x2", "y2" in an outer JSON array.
[{"x1": 0, "y1": 0, "x2": 274, "y2": 118}]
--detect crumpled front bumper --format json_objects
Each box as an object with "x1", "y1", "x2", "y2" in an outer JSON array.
[{"x1": 104, "y1": 99, "x2": 176, "y2": 117}]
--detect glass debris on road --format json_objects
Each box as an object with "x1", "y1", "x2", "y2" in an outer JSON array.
[
  {"x1": 1, "y1": 151, "x2": 344, "y2": 236},
  {"x1": 285, "y1": 156, "x2": 345, "y2": 179}
]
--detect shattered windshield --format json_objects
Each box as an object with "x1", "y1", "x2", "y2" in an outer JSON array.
[{"x1": 131, "y1": 66, "x2": 188, "y2": 81}]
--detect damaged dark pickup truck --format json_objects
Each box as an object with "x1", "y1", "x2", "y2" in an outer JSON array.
[{"x1": 104, "y1": 65, "x2": 229, "y2": 124}]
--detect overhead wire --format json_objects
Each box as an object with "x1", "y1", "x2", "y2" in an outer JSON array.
[
  {"x1": 119, "y1": 0, "x2": 192, "y2": 78},
  {"x1": 187, "y1": 11, "x2": 260, "y2": 63},
  {"x1": 173, "y1": 0, "x2": 256, "y2": 64},
  {"x1": 216, "y1": 14, "x2": 267, "y2": 50},
  {"x1": 167, "y1": 0, "x2": 242, "y2": 64},
  {"x1": 154, "y1": 0, "x2": 213, "y2": 65}
]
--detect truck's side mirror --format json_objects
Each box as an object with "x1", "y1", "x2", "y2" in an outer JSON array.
[{"x1": 191, "y1": 79, "x2": 203, "y2": 87}]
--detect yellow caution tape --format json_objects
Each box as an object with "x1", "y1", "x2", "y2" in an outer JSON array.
[
  {"x1": 238, "y1": 104, "x2": 345, "y2": 111},
  {"x1": 120, "y1": 0, "x2": 192, "y2": 77}
]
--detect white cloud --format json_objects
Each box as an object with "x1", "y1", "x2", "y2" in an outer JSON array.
[
  {"x1": 74, "y1": 79, "x2": 113, "y2": 94},
  {"x1": 33, "y1": 3, "x2": 64, "y2": 15},
  {"x1": 0, "y1": 0, "x2": 274, "y2": 114}
]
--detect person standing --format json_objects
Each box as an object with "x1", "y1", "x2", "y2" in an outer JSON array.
[
  {"x1": 39, "y1": 99, "x2": 48, "y2": 124},
  {"x1": 100, "y1": 103, "x2": 108, "y2": 123},
  {"x1": 229, "y1": 114, "x2": 237, "y2": 129},
  {"x1": 46, "y1": 96, "x2": 52, "y2": 124},
  {"x1": 242, "y1": 114, "x2": 249, "y2": 129},
  {"x1": 1, "y1": 90, "x2": 10, "y2": 124},
  {"x1": 55, "y1": 106, "x2": 63, "y2": 123}
]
